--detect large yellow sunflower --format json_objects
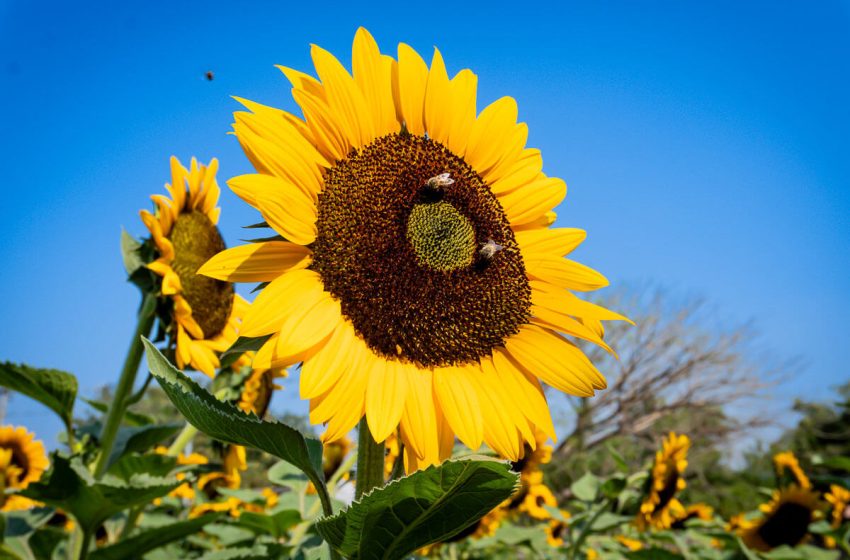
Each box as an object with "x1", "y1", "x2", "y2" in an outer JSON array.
[
  {"x1": 200, "y1": 28, "x2": 628, "y2": 469},
  {"x1": 637, "y1": 432, "x2": 690, "y2": 530},
  {"x1": 140, "y1": 156, "x2": 248, "y2": 377},
  {"x1": 738, "y1": 485, "x2": 823, "y2": 551}
]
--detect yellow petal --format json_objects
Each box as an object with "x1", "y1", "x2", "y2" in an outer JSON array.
[
  {"x1": 198, "y1": 242, "x2": 311, "y2": 283},
  {"x1": 505, "y1": 325, "x2": 606, "y2": 395},
  {"x1": 488, "y1": 148, "x2": 542, "y2": 195},
  {"x1": 464, "y1": 97, "x2": 519, "y2": 175},
  {"x1": 240, "y1": 269, "x2": 324, "y2": 337},
  {"x1": 490, "y1": 348, "x2": 556, "y2": 440},
  {"x1": 399, "y1": 365, "x2": 438, "y2": 461},
  {"x1": 352, "y1": 27, "x2": 399, "y2": 136},
  {"x1": 396, "y1": 43, "x2": 429, "y2": 136},
  {"x1": 530, "y1": 305, "x2": 615, "y2": 355},
  {"x1": 525, "y1": 257, "x2": 609, "y2": 291},
  {"x1": 499, "y1": 176, "x2": 566, "y2": 226},
  {"x1": 445, "y1": 69, "x2": 477, "y2": 156},
  {"x1": 167, "y1": 156, "x2": 187, "y2": 211},
  {"x1": 292, "y1": 88, "x2": 349, "y2": 162},
  {"x1": 365, "y1": 358, "x2": 409, "y2": 443},
  {"x1": 272, "y1": 289, "x2": 340, "y2": 367},
  {"x1": 249, "y1": 177, "x2": 318, "y2": 246},
  {"x1": 311, "y1": 44, "x2": 375, "y2": 149},
  {"x1": 423, "y1": 48, "x2": 452, "y2": 145},
  {"x1": 482, "y1": 123, "x2": 528, "y2": 184},
  {"x1": 478, "y1": 355, "x2": 536, "y2": 446},
  {"x1": 464, "y1": 364, "x2": 521, "y2": 460},
  {"x1": 300, "y1": 321, "x2": 357, "y2": 399},
  {"x1": 530, "y1": 280, "x2": 633, "y2": 324},
  {"x1": 433, "y1": 366, "x2": 483, "y2": 450},
  {"x1": 277, "y1": 65, "x2": 326, "y2": 101},
  {"x1": 515, "y1": 228, "x2": 586, "y2": 258}
]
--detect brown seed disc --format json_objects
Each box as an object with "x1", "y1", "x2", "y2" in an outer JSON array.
[
  {"x1": 310, "y1": 133, "x2": 531, "y2": 367},
  {"x1": 169, "y1": 210, "x2": 234, "y2": 338}
]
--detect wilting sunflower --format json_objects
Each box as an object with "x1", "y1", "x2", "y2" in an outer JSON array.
[
  {"x1": 637, "y1": 432, "x2": 690, "y2": 530},
  {"x1": 824, "y1": 484, "x2": 850, "y2": 548},
  {"x1": 140, "y1": 156, "x2": 248, "y2": 377},
  {"x1": 738, "y1": 485, "x2": 823, "y2": 551},
  {"x1": 201, "y1": 28, "x2": 629, "y2": 470},
  {"x1": 773, "y1": 451, "x2": 811, "y2": 489}
]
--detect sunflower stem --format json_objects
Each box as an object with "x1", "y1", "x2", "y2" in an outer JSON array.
[
  {"x1": 72, "y1": 528, "x2": 92, "y2": 560},
  {"x1": 166, "y1": 424, "x2": 199, "y2": 456},
  {"x1": 355, "y1": 418, "x2": 385, "y2": 499},
  {"x1": 93, "y1": 292, "x2": 157, "y2": 478}
]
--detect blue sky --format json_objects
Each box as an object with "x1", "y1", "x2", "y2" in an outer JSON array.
[{"x1": 1, "y1": 1, "x2": 848, "y2": 448}]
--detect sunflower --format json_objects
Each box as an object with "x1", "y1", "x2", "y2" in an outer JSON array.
[
  {"x1": 153, "y1": 446, "x2": 208, "y2": 501},
  {"x1": 520, "y1": 470, "x2": 559, "y2": 519},
  {"x1": 772, "y1": 451, "x2": 811, "y2": 489},
  {"x1": 383, "y1": 431, "x2": 401, "y2": 477},
  {"x1": 637, "y1": 432, "x2": 690, "y2": 530},
  {"x1": 0, "y1": 426, "x2": 48, "y2": 507},
  {"x1": 738, "y1": 485, "x2": 823, "y2": 551},
  {"x1": 199, "y1": 28, "x2": 628, "y2": 469},
  {"x1": 140, "y1": 156, "x2": 248, "y2": 377},
  {"x1": 546, "y1": 510, "x2": 571, "y2": 547},
  {"x1": 824, "y1": 484, "x2": 850, "y2": 548},
  {"x1": 670, "y1": 503, "x2": 714, "y2": 529},
  {"x1": 616, "y1": 535, "x2": 643, "y2": 551}
]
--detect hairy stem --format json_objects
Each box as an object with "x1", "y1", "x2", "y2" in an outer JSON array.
[{"x1": 355, "y1": 417, "x2": 386, "y2": 499}]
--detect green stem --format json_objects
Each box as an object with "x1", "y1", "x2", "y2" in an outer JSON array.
[
  {"x1": 73, "y1": 529, "x2": 92, "y2": 560},
  {"x1": 166, "y1": 424, "x2": 199, "y2": 456},
  {"x1": 93, "y1": 292, "x2": 157, "y2": 478},
  {"x1": 355, "y1": 418, "x2": 385, "y2": 499},
  {"x1": 569, "y1": 500, "x2": 609, "y2": 560}
]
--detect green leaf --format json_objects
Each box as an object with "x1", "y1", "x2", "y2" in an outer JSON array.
[
  {"x1": 104, "y1": 423, "x2": 182, "y2": 469},
  {"x1": 121, "y1": 228, "x2": 144, "y2": 276},
  {"x1": 196, "y1": 542, "x2": 289, "y2": 560},
  {"x1": 817, "y1": 456, "x2": 850, "y2": 473},
  {"x1": 19, "y1": 455, "x2": 179, "y2": 533},
  {"x1": 220, "y1": 335, "x2": 273, "y2": 361},
  {"x1": 89, "y1": 514, "x2": 221, "y2": 560},
  {"x1": 2, "y1": 508, "x2": 53, "y2": 538},
  {"x1": 107, "y1": 453, "x2": 178, "y2": 480},
  {"x1": 315, "y1": 458, "x2": 518, "y2": 560},
  {"x1": 142, "y1": 339, "x2": 325, "y2": 490},
  {"x1": 590, "y1": 512, "x2": 633, "y2": 532},
  {"x1": 626, "y1": 549, "x2": 684, "y2": 560},
  {"x1": 600, "y1": 476, "x2": 627, "y2": 499},
  {"x1": 0, "y1": 363, "x2": 77, "y2": 431},
  {"x1": 235, "y1": 510, "x2": 301, "y2": 538},
  {"x1": 571, "y1": 472, "x2": 600, "y2": 501},
  {"x1": 83, "y1": 399, "x2": 154, "y2": 427},
  {"x1": 762, "y1": 545, "x2": 840, "y2": 560}
]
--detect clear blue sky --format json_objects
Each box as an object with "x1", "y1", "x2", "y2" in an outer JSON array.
[{"x1": 1, "y1": 1, "x2": 848, "y2": 448}]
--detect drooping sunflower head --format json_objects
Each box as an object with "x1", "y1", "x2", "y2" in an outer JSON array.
[
  {"x1": 739, "y1": 485, "x2": 823, "y2": 551},
  {"x1": 200, "y1": 27, "x2": 630, "y2": 470},
  {"x1": 772, "y1": 450, "x2": 811, "y2": 489},
  {"x1": 140, "y1": 156, "x2": 248, "y2": 377},
  {"x1": 637, "y1": 432, "x2": 690, "y2": 530},
  {"x1": 321, "y1": 434, "x2": 353, "y2": 481},
  {"x1": 510, "y1": 427, "x2": 553, "y2": 480},
  {"x1": 0, "y1": 426, "x2": 48, "y2": 491}
]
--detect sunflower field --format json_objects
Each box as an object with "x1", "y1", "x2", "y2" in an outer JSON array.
[{"x1": 1, "y1": 27, "x2": 848, "y2": 560}]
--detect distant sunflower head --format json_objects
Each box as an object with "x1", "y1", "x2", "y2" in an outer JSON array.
[
  {"x1": 200, "y1": 28, "x2": 631, "y2": 471},
  {"x1": 0, "y1": 426, "x2": 48, "y2": 492},
  {"x1": 510, "y1": 428, "x2": 552, "y2": 481},
  {"x1": 545, "y1": 511, "x2": 571, "y2": 547},
  {"x1": 140, "y1": 156, "x2": 248, "y2": 377},
  {"x1": 773, "y1": 451, "x2": 811, "y2": 489},
  {"x1": 670, "y1": 503, "x2": 714, "y2": 529},
  {"x1": 236, "y1": 364, "x2": 283, "y2": 418},
  {"x1": 825, "y1": 484, "x2": 850, "y2": 530},
  {"x1": 519, "y1": 471, "x2": 558, "y2": 520},
  {"x1": 321, "y1": 434, "x2": 353, "y2": 481},
  {"x1": 637, "y1": 432, "x2": 690, "y2": 530},
  {"x1": 739, "y1": 485, "x2": 823, "y2": 551}
]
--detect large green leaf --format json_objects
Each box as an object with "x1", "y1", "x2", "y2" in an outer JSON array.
[
  {"x1": 19, "y1": 455, "x2": 179, "y2": 533},
  {"x1": 104, "y1": 423, "x2": 182, "y2": 469},
  {"x1": 0, "y1": 363, "x2": 77, "y2": 430},
  {"x1": 142, "y1": 339, "x2": 325, "y2": 490},
  {"x1": 89, "y1": 514, "x2": 221, "y2": 560},
  {"x1": 315, "y1": 458, "x2": 518, "y2": 560}
]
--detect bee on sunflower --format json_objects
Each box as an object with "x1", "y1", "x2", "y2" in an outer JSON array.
[
  {"x1": 636, "y1": 432, "x2": 690, "y2": 530},
  {"x1": 0, "y1": 426, "x2": 48, "y2": 512},
  {"x1": 199, "y1": 27, "x2": 629, "y2": 478},
  {"x1": 140, "y1": 156, "x2": 248, "y2": 377},
  {"x1": 737, "y1": 485, "x2": 823, "y2": 551}
]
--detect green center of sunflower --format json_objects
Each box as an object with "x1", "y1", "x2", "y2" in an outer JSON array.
[
  {"x1": 757, "y1": 501, "x2": 812, "y2": 548},
  {"x1": 406, "y1": 201, "x2": 476, "y2": 271},
  {"x1": 169, "y1": 211, "x2": 234, "y2": 338},
  {"x1": 311, "y1": 133, "x2": 531, "y2": 368}
]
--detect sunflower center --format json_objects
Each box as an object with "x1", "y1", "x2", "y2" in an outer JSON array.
[
  {"x1": 311, "y1": 133, "x2": 531, "y2": 367},
  {"x1": 406, "y1": 201, "x2": 476, "y2": 271},
  {"x1": 656, "y1": 469, "x2": 680, "y2": 511},
  {"x1": 169, "y1": 211, "x2": 234, "y2": 338},
  {"x1": 757, "y1": 502, "x2": 812, "y2": 548}
]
